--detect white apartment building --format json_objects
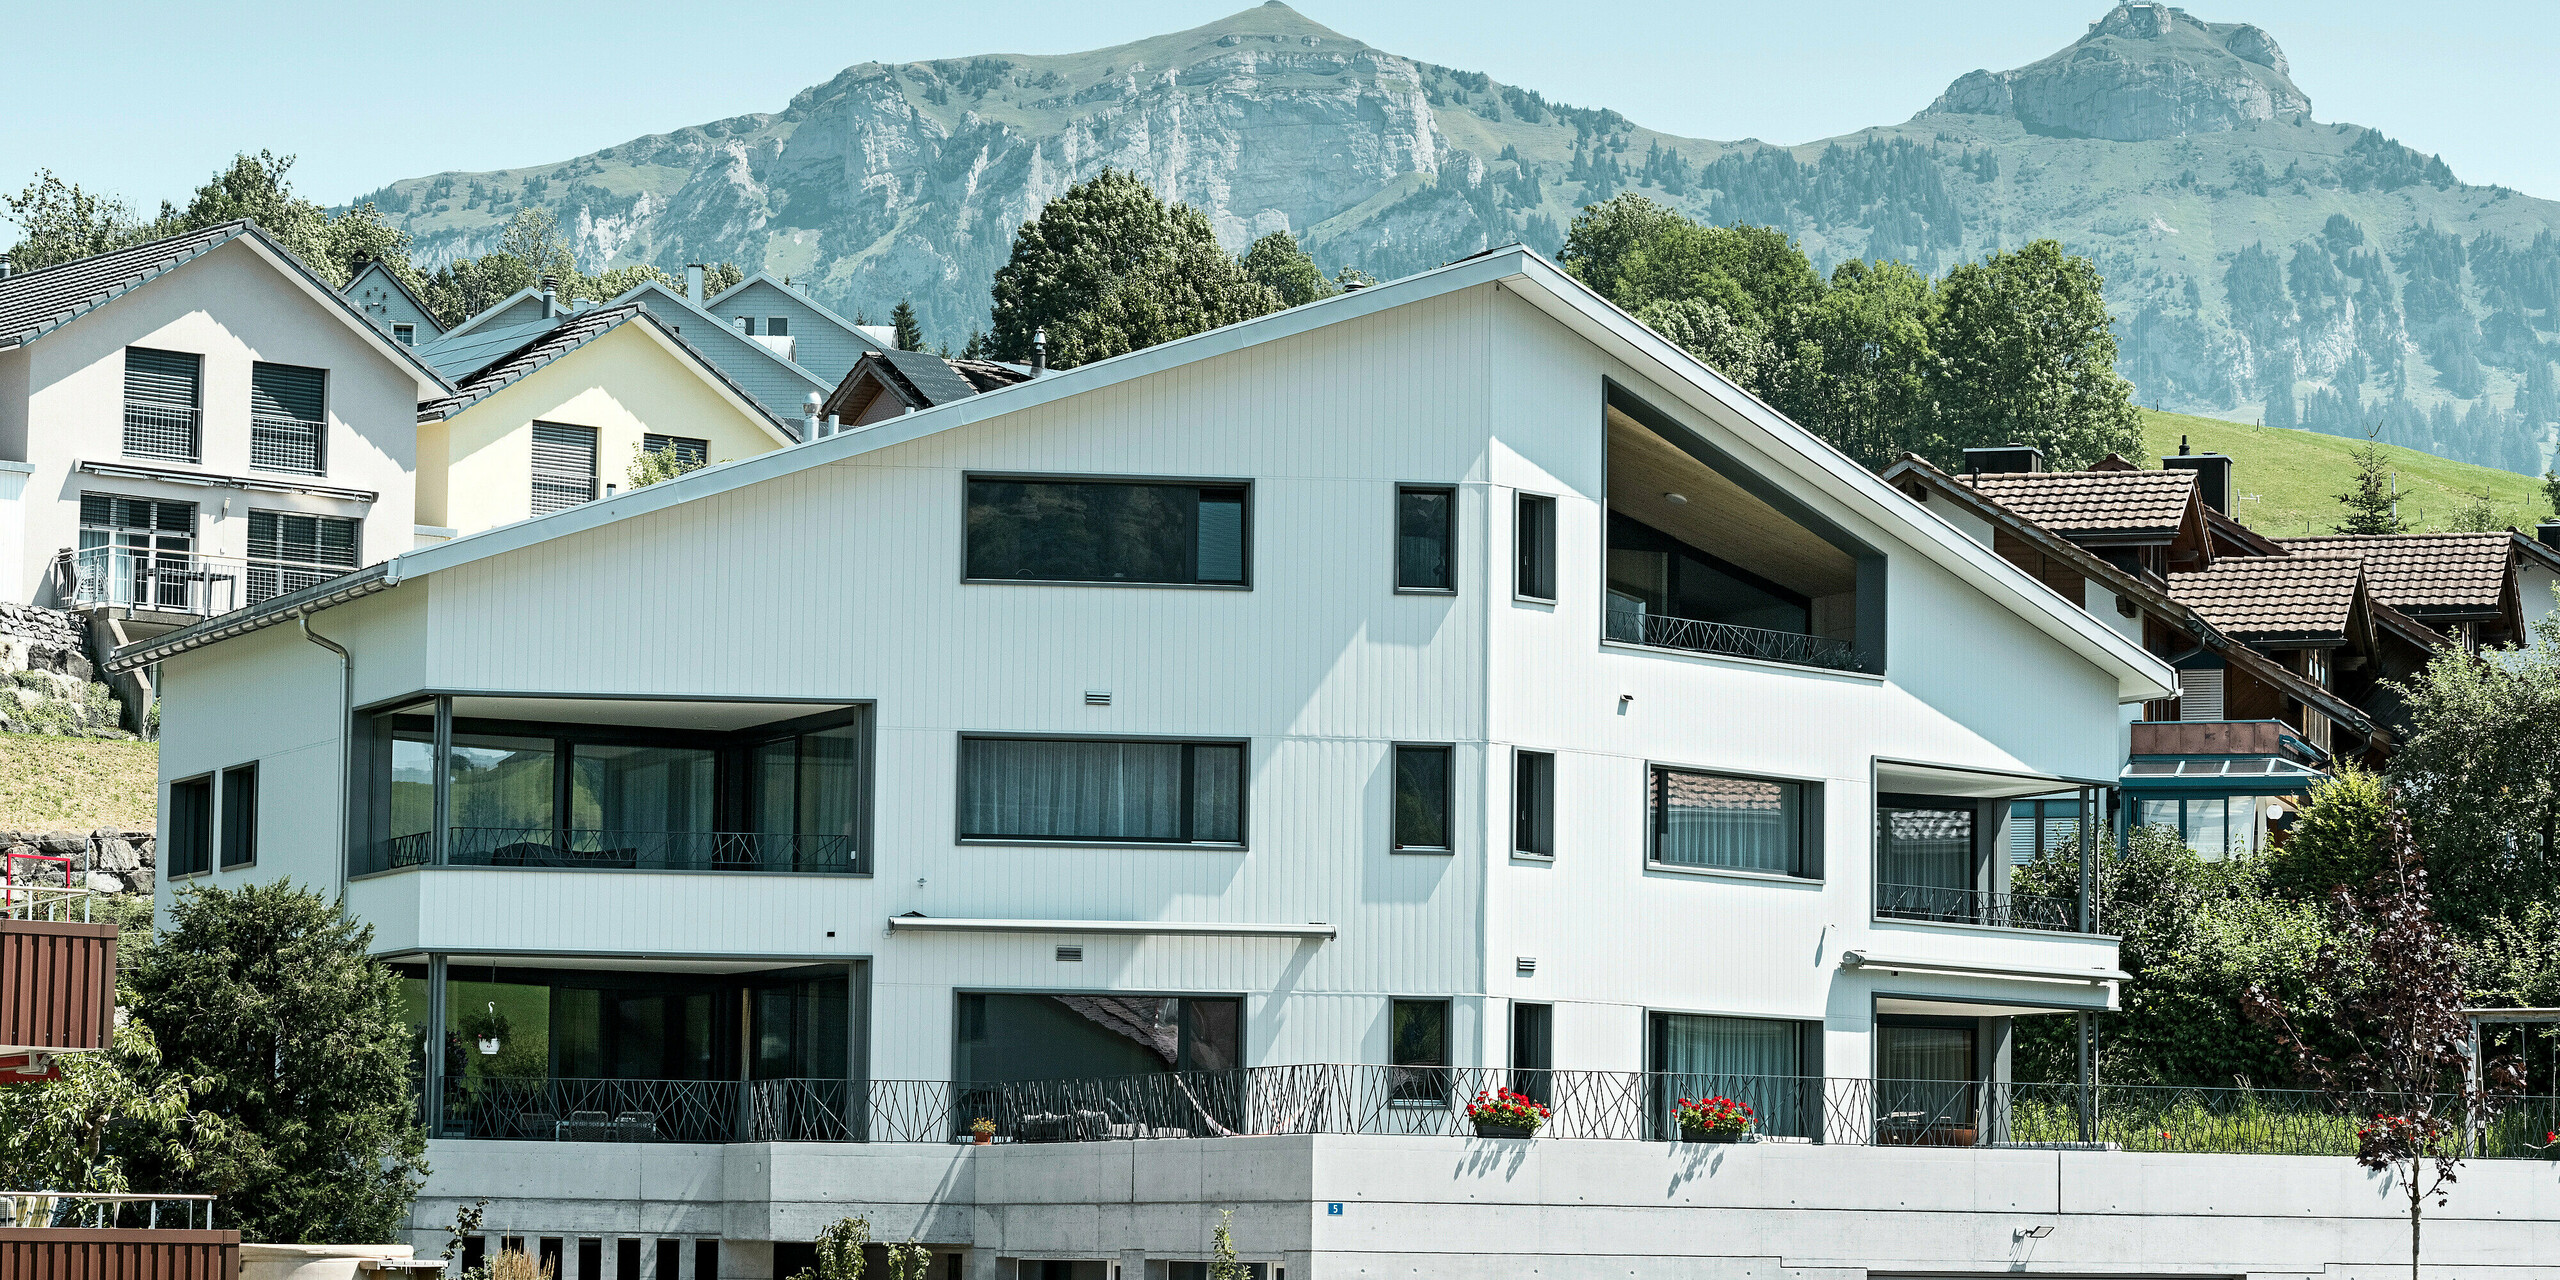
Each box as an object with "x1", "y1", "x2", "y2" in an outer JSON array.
[
  {"x1": 122, "y1": 249, "x2": 2533, "y2": 1278},
  {"x1": 0, "y1": 223, "x2": 445, "y2": 639}
]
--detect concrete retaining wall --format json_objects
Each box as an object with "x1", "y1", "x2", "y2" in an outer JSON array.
[{"x1": 408, "y1": 1135, "x2": 2560, "y2": 1278}]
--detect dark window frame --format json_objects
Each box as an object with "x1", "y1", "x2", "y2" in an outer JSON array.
[
  {"x1": 1513, "y1": 748, "x2": 1555, "y2": 858},
  {"x1": 1514, "y1": 491, "x2": 1557, "y2": 602},
  {"x1": 1389, "y1": 997, "x2": 1452, "y2": 1108},
  {"x1": 642, "y1": 433, "x2": 711, "y2": 469},
  {"x1": 219, "y1": 762, "x2": 258, "y2": 870},
  {"x1": 531, "y1": 420, "x2": 601, "y2": 516},
  {"x1": 167, "y1": 774, "x2": 214, "y2": 878},
  {"x1": 248, "y1": 360, "x2": 329, "y2": 476},
  {"x1": 1391, "y1": 743, "x2": 1455, "y2": 853},
  {"x1": 122, "y1": 346, "x2": 203, "y2": 463},
  {"x1": 962, "y1": 472, "x2": 1254, "y2": 590},
  {"x1": 954, "y1": 733, "x2": 1251, "y2": 848},
  {"x1": 1394, "y1": 484, "x2": 1457, "y2": 594},
  {"x1": 1645, "y1": 761, "x2": 1823, "y2": 880}
]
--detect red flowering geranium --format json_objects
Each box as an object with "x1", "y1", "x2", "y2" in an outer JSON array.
[
  {"x1": 1465, "y1": 1088, "x2": 1551, "y2": 1131},
  {"x1": 1674, "y1": 1095, "x2": 1754, "y2": 1136}
]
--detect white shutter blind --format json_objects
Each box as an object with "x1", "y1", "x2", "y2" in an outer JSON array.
[
  {"x1": 531, "y1": 422, "x2": 599, "y2": 515},
  {"x1": 2178, "y1": 668, "x2": 2225, "y2": 721}
]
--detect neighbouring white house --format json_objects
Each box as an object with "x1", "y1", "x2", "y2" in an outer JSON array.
[
  {"x1": 118, "y1": 248, "x2": 2551, "y2": 1278},
  {"x1": 0, "y1": 222, "x2": 446, "y2": 650}
]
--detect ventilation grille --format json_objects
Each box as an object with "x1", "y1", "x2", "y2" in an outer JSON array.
[
  {"x1": 1084, "y1": 690, "x2": 1112, "y2": 706},
  {"x1": 1055, "y1": 945, "x2": 1083, "y2": 962},
  {"x1": 1516, "y1": 956, "x2": 1537, "y2": 975}
]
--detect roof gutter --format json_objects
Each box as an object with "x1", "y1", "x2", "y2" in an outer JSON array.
[{"x1": 105, "y1": 560, "x2": 399, "y2": 673}]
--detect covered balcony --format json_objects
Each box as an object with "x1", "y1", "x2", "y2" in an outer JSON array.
[
  {"x1": 1870, "y1": 762, "x2": 2105, "y2": 934},
  {"x1": 351, "y1": 695, "x2": 872, "y2": 878},
  {"x1": 1603, "y1": 387, "x2": 1883, "y2": 674},
  {"x1": 2123, "y1": 719, "x2": 2328, "y2": 860},
  {"x1": 53, "y1": 544, "x2": 355, "y2": 632}
]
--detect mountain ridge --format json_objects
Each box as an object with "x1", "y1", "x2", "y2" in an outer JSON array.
[{"x1": 355, "y1": 2, "x2": 2560, "y2": 476}]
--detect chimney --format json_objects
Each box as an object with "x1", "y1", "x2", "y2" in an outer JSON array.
[
  {"x1": 540, "y1": 275, "x2": 558, "y2": 319},
  {"x1": 1031, "y1": 327, "x2": 1047, "y2": 378},
  {"x1": 804, "y1": 391, "x2": 824, "y2": 441},
  {"x1": 826, "y1": 413, "x2": 840, "y2": 436},
  {"x1": 2162, "y1": 441, "x2": 2235, "y2": 514},
  {"x1": 0, "y1": 255, "x2": 12, "y2": 279},
  {"x1": 2538, "y1": 520, "x2": 2560, "y2": 551},
  {"x1": 1961, "y1": 444, "x2": 2045, "y2": 475},
  {"x1": 685, "y1": 263, "x2": 706, "y2": 300}
]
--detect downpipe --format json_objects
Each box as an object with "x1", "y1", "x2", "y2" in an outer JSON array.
[{"x1": 298, "y1": 610, "x2": 352, "y2": 907}]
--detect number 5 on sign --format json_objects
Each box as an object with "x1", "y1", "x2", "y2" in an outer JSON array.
[{"x1": 1327, "y1": 1203, "x2": 1343, "y2": 1215}]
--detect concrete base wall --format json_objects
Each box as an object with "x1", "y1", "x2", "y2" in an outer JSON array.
[{"x1": 410, "y1": 1136, "x2": 2560, "y2": 1278}]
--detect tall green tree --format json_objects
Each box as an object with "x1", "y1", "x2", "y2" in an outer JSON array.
[
  {"x1": 890, "y1": 299, "x2": 925, "y2": 352},
  {"x1": 1931, "y1": 239, "x2": 2142, "y2": 470},
  {"x1": 1788, "y1": 258, "x2": 1942, "y2": 469},
  {"x1": 2386, "y1": 607, "x2": 2560, "y2": 933},
  {"x1": 2333, "y1": 439, "x2": 2410, "y2": 534},
  {"x1": 987, "y1": 170, "x2": 1281, "y2": 369},
  {"x1": 2, "y1": 170, "x2": 143, "y2": 271},
  {"x1": 123, "y1": 882, "x2": 427, "y2": 1243},
  {"x1": 1239, "y1": 231, "x2": 1335, "y2": 308}
]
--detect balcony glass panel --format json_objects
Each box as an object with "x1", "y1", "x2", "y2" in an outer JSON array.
[
  {"x1": 449, "y1": 734, "x2": 557, "y2": 845},
  {"x1": 1875, "y1": 803, "x2": 1975, "y2": 920}
]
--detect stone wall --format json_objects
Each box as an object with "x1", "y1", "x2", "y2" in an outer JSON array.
[
  {"x1": 0, "y1": 829, "x2": 154, "y2": 898},
  {"x1": 0, "y1": 601, "x2": 133, "y2": 737}
]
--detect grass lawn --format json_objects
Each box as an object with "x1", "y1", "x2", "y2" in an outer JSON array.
[
  {"x1": 0, "y1": 733, "x2": 158, "y2": 831},
  {"x1": 2138, "y1": 409, "x2": 2555, "y2": 537}
]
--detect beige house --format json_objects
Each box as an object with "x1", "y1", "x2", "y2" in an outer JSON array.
[
  {"x1": 0, "y1": 221, "x2": 445, "y2": 631},
  {"x1": 415, "y1": 301, "x2": 797, "y2": 536}
]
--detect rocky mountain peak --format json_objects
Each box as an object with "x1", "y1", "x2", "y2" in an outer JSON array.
[{"x1": 1923, "y1": 2, "x2": 2311, "y2": 141}]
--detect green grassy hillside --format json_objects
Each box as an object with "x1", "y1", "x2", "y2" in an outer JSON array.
[
  {"x1": 0, "y1": 734, "x2": 157, "y2": 831},
  {"x1": 2138, "y1": 409, "x2": 2554, "y2": 536}
]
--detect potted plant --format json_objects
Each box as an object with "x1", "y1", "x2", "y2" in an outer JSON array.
[
  {"x1": 1673, "y1": 1095, "x2": 1754, "y2": 1143},
  {"x1": 1465, "y1": 1088, "x2": 1550, "y2": 1139},
  {"x1": 457, "y1": 1003, "x2": 511, "y2": 1057},
  {"x1": 968, "y1": 1117, "x2": 998, "y2": 1146}
]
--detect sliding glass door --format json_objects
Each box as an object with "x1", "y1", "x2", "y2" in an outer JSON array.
[{"x1": 1648, "y1": 1013, "x2": 1815, "y2": 1138}]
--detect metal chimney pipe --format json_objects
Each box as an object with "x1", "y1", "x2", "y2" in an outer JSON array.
[
  {"x1": 540, "y1": 275, "x2": 558, "y2": 319},
  {"x1": 685, "y1": 263, "x2": 706, "y2": 300},
  {"x1": 0, "y1": 255, "x2": 12, "y2": 279},
  {"x1": 826, "y1": 413, "x2": 840, "y2": 436},
  {"x1": 1031, "y1": 327, "x2": 1047, "y2": 378},
  {"x1": 804, "y1": 391, "x2": 824, "y2": 440}
]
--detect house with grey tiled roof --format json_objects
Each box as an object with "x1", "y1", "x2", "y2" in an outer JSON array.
[
  {"x1": 0, "y1": 221, "x2": 447, "y2": 665},
  {"x1": 700, "y1": 272, "x2": 892, "y2": 388},
  {"x1": 820, "y1": 348, "x2": 1033, "y2": 426},
  {"x1": 342, "y1": 259, "x2": 445, "y2": 349}
]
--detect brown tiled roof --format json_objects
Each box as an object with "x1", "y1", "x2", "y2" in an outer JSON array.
[
  {"x1": 2167, "y1": 555, "x2": 2364, "y2": 641},
  {"x1": 1961, "y1": 468, "x2": 2197, "y2": 537},
  {"x1": 2273, "y1": 533, "x2": 2511, "y2": 613}
]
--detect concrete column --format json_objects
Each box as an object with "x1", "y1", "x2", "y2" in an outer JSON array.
[
  {"x1": 424, "y1": 954, "x2": 447, "y2": 1136},
  {"x1": 1118, "y1": 1247, "x2": 1146, "y2": 1279},
  {"x1": 721, "y1": 1239, "x2": 772, "y2": 1280},
  {"x1": 966, "y1": 1247, "x2": 1007, "y2": 1280}
]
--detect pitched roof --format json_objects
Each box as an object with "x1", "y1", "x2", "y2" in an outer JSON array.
[
  {"x1": 951, "y1": 358, "x2": 1035, "y2": 394},
  {"x1": 0, "y1": 221, "x2": 449, "y2": 389},
  {"x1": 416, "y1": 301, "x2": 792, "y2": 441},
  {"x1": 703, "y1": 272, "x2": 888, "y2": 353},
  {"x1": 2273, "y1": 533, "x2": 2513, "y2": 614},
  {"x1": 1960, "y1": 466, "x2": 2199, "y2": 538},
  {"x1": 342, "y1": 259, "x2": 444, "y2": 338},
  {"x1": 2167, "y1": 555, "x2": 2366, "y2": 642},
  {"x1": 108, "y1": 246, "x2": 2180, "y2": 704}
]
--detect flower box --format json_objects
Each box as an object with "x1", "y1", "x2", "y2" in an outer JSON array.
[
  {"x1": 1464, "y1": 1087, "x2": 1550, "y2": 1139},
  {"x1": 1672, "y1": 1095, "x2": 1755, "y2": 1143}
]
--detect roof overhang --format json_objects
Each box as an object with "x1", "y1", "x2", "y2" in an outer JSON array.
[
  {"x1": 1840, "y1": 950, "x2": 2129, "y2": 986},
  {"x1": 1875, "y1": 758, "x2": 2102, "y2": 801}
]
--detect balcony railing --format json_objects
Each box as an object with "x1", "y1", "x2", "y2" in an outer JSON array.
[
  {"x1": 121, "y1": 404, "x2": 200, "y2": 462},
  {"x1": 56, "y1": 545, "x2": 355, "y2": 618},
  {"x1": 431, "y1": 1065, "x2": 2560, "y2": 1159},
  {"x1": 1605, "y1": 604, "x2": 1858, "y2": 671},
  {"x1": 0, "y1": 1193, "x2": 217, "y2": 1230},
  {"x1": 1874, "y1": 881, "x2": 2082, "y2": 932},
  {"x1": 249, "y1": 414, "x2": 323, "y2": 475},
  {"x1": 364, "y1": 828, "x2": 867, "y2": 876}
]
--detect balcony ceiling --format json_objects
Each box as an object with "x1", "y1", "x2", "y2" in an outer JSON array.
[
  {"x1": 1606, "y1": 409, "x2": 1856, "y2": 598},
  {"x1": 444, "y1": 695, "x2": 856, "y2": 732},
  {"x1": 1875, "y1": 759, "x2": 2099, "y2": 799}
]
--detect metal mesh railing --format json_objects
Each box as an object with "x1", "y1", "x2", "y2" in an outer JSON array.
[
  {"x1": 250, "y1": 414, "x2": 324, "y2": 475},
  {"x1": 121, "y1": 404, "x2": 199, "y2": 461},
  {"x1": 59, "y1": 545, "x2": 356, "y2": 618},
  {"x1": 1875, "y1": 881, "x2": 2082, "y2": 931},
  {"x1": 1605, "y1": 605, "x2": 1859, "y2": 671}
]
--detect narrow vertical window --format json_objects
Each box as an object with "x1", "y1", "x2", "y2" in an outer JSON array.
[
  {"x1": 1393, "y1": 744, "x2": 1453, "y2": 851},
  {"x1": 1511, "y1": 1002, "x2": 1553, "y2": 1105},
  {"x1": 168, "y1": 775, "x2": 214, "y2": 877},
  {"x1": 250, "y1": 362, "x2": 328, "y2": 475},
  {"x1": 1515, "y1": 492, "x2": 1556, "y2": 601},
  {"x1": 1513, "y1": 749, "x2": 1554, "y2": 857},
  {"x1": 1389, "y1": 998, "x2": 1450, "y2": 1107},
  {"x1": 1396, "y1": 486, "x2": 1455, "y2": 592},
  {"x1": 122, "y1": 347, "x2": 203, "y2": 462},
  {"x1": 219, "y1": 763, "x2": 258, "y2": 869}
]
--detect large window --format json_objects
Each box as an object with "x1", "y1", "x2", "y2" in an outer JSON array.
[
  {"x1": 249, "y1": 362, "x2": 327, "y2": 475},
  {"x1": 167, "y1": 774, "x2": 213, "y2": 877},
  {"x1": 1649, "y1": 1013, "x2": 1815, "y2": 1138},
  {"x1": 2136, "y1": 796, "x2": 2256, "y2": 860},
  {"x1": 1396, "y1": 485, "x2": 1455, "y2": 592},
  {"x1": 1649, "y1": 765, "x2": 1812, "y2": 876},
  {"x1": 75, "y1": 493, "x2": 196, "y2": 612},
  {"x1": 965, "y1": 476, "x2": 1248, "y2": 586},
  {"x1": 955, "y1": 993, "x2": 1242, "y2": 1084},
  {"x1": 1874, "y1": 1018, "x2": 1979, "y2": 1146},
  {"x1": 2009, "y1": 797, "x2": 2082, "y2": 865},
  {"x1": 1393, "y1": 744, "x2": 1452, "y2": 852},
  {"x1": 958, "y1": 737, "x2": 1243, "y2": 845},
  {"x1": 1875, "y1": 798, "x2": 1976, "y2": 920},
  {"x1": 531, "y1": 422, "x2": 600, "y2": 515},
  {"x1": 122, "y1": 347, "x2": 201, "y2": 461},
  {"x1": 247, "y1": 510, "x2": 359, "y2": 602}
]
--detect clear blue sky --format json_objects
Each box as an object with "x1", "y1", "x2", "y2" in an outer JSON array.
[{"x1": 9, "y1": 1, "x2": 2557, "y2": 213}]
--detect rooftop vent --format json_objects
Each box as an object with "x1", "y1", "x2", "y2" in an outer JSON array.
[
  {"x1": 1962, "y1": 444, "x2": 2045, "y2": 475},
  {"x1": 1055, "y1": 945, "x2": 1083, "y2": 963},
  {"x1": 2161, "y1": 437, "x2": 2235, "y2": 513}
]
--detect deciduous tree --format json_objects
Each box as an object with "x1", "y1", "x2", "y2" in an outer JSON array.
[
  {"x1": 1931, "y1": 239, "x2": 2142, "y2": 470},
  {"x1": 1240, "y1": 230, "x2": 1336, "y2": 308},
  {"x1": 988, "y1": 170, "x2": 1281, "y2": 369}
]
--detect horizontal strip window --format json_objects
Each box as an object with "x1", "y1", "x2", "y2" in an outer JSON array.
[
  {"x1": 1649, "y1": 764, "x2": 1816, "y2": 878},
  {"x1": 959, "y1": 736, "x2": 1244, "y2": 845},
  {"x1": 966, "y1": 476, "x2": 1249, "y2": 587}
]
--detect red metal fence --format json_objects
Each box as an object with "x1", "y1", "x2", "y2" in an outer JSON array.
[{"x1": 0, "y1": 919, "x2": 119, "y2": 1055}]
